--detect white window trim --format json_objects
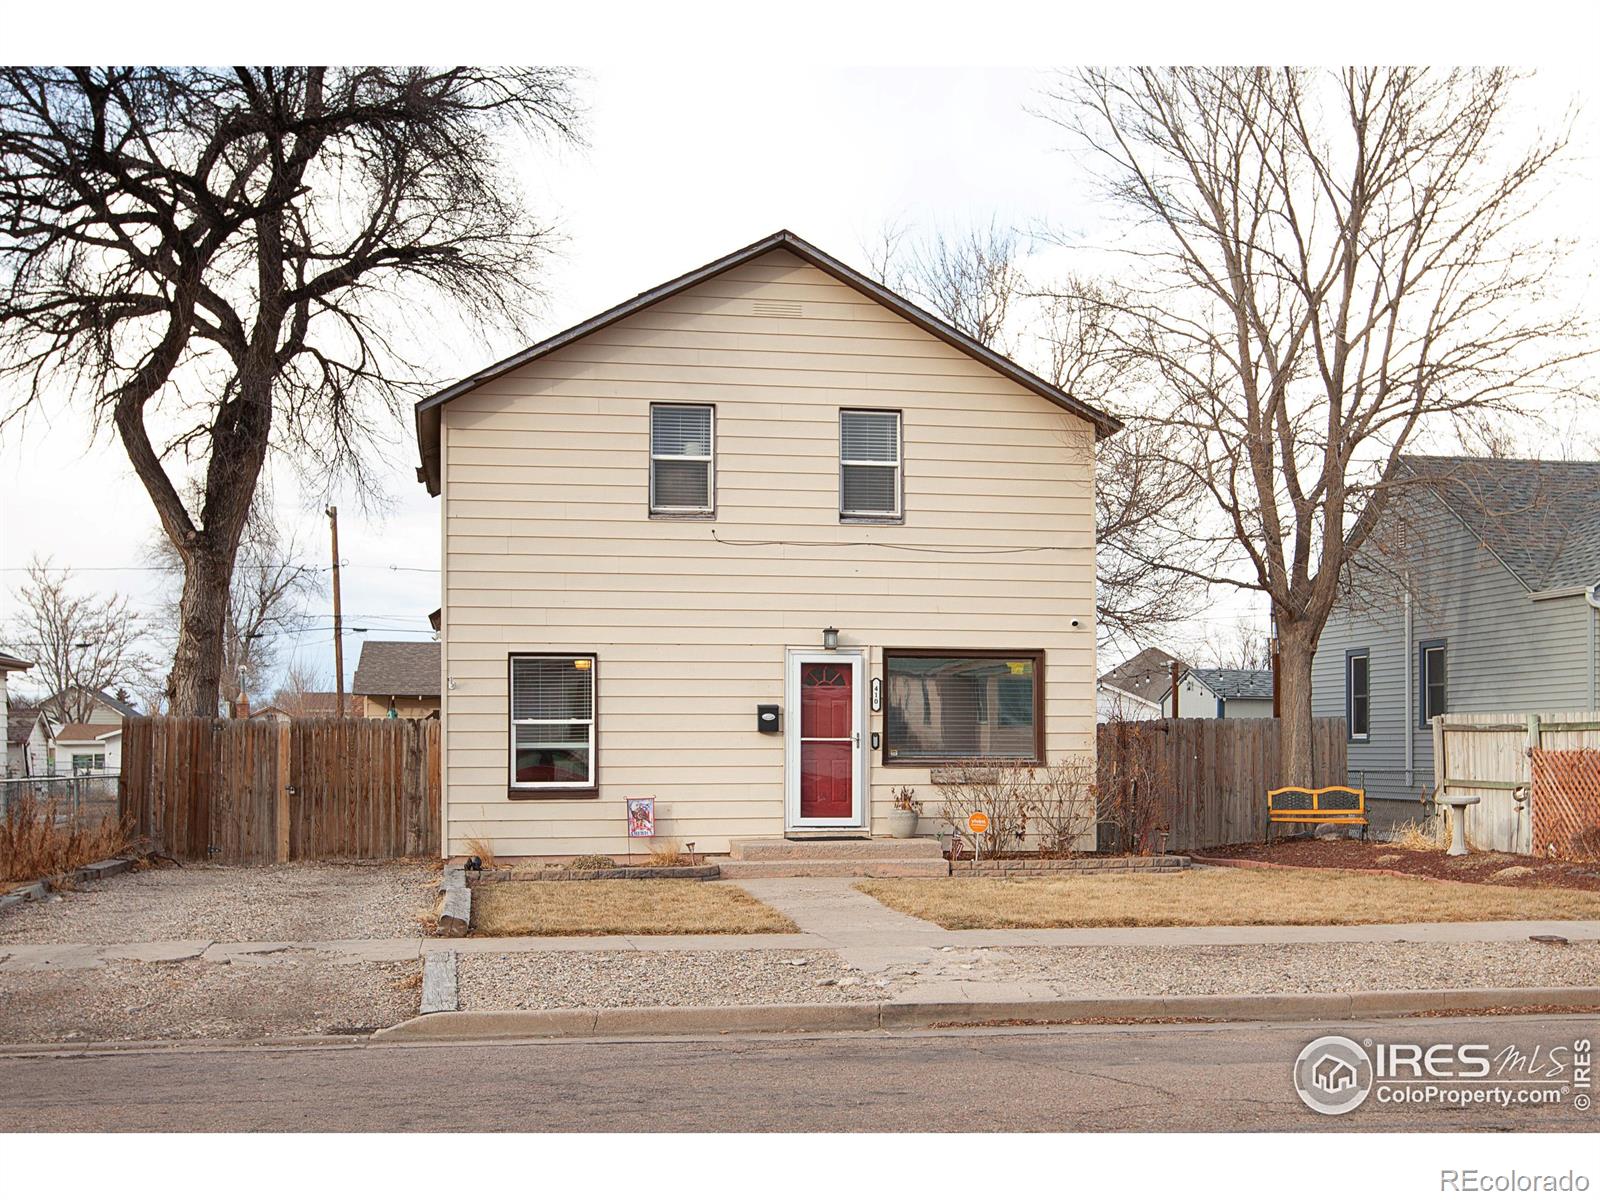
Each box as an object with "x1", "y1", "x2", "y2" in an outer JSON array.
[
  {"x1": 509, "y1": 654, "x2": 597, "y2": 792},
  {"x1": 649, "y1": 403, "x2": 715, "y2": 516},
  {"x1": 838, "y1": 408, "x2": 903, "y2": 521}
]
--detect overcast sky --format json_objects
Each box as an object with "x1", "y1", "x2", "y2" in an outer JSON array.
[{"x1": 2, "y1": 57, "x2": 1596, "y2": 699}]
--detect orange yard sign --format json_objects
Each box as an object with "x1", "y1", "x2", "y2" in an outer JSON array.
[{"x1": 967, "y1": 812, "x2": 989, "y2": 835}]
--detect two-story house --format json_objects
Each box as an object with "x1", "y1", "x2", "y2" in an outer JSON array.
[
  {"x1": 416, "y1": 230, "x2": 1118, "y2": 859},
  {"x1": 1312, "y1": 455, "x2": 1600, "y2": 805}
]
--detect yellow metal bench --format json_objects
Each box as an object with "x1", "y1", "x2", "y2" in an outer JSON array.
[{"x1": 1266, "y1": 786, "x2": 1368, "y2": 843}]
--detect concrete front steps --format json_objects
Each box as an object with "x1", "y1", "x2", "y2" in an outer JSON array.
[{"x1": 718, "y1": 837, "x2": 950, "y2": 878}]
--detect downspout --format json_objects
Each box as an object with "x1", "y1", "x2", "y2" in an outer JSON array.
[
  {"x1": 1589, "y1": 588, "x2": 1598, "y2": 710},
  {"x1": 1404, "y1": 579, "x2": 1414, "y2": 791}
]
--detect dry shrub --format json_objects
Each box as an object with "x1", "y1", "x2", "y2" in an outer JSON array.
[
  {"x1": 645, "y1": 839, "x2": 697, "y2": 867},
  {"x1": 463, "y1": 837, "x2": 497, "y2": 868},
  {"x1": 934, "y1": 761, "x2": 1032, "y2": 857},
  {"x1": 1096, "y1": 723, "x2": 1172, "y2": 855},
  {"x1": 1389, "y1": 814, "x2": 1446, "y2": 853},
  {"x1": 570, "y1": 854, "x2": 617, "y2": 870},
  {"x1": 1029, "y1": 756, "x2": 1098, "y2": 856},
  {"x1": 0, "y1": 790, "x2": 135, "y2": 883},
  {"x1": 1567, "y1": 827, "x2": 1600, "y2": 863}
]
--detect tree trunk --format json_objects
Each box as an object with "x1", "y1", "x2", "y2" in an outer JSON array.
[
  {"x1": 167, "y1": 545, "x2": 235, "y2": 717},
  {"x1": 1277, "y1": 621, "x2": 1318, "y2": 788}
]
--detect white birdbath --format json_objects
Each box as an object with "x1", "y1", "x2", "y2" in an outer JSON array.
[{"x1": 1443, "y1": 795, "x2": 1481, "y2": 857}]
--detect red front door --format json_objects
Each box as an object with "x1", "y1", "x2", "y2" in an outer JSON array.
[{"x1": 799, "y1": 661, "x2": 854, "y2": 819}]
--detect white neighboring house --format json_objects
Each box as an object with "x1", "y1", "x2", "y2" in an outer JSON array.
[
  {"x1": 52, "y1": 723, "x2": 123, "y2": 774},
  {"x1": 1164, "y1": 667, "x2": 1275, "y2": 719},
  {"x1": 29, "y1": 686, "x2": 140, "y2": 775},
  {"x1": 0, "y1": 652, "x2": 35, "y2": 777}
]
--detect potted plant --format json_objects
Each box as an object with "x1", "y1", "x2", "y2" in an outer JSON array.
[{"x1": 887, "y1": 785, "x2": 921, "y2": 838}]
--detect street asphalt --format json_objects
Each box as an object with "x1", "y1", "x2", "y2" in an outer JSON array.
[{"x1": 3, "y1": 1014, "x2": 1596, "y2": 1132}]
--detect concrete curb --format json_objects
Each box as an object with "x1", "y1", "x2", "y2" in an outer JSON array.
[{"x1": 369, "y1": 985, "x2": 1600, "y2": 1043}]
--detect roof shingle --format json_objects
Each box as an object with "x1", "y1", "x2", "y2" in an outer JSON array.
[
  {"x1": 1399, "y1": 455, "x2": 1600, "y2": 592},
  {"x1": 351, "y1": 641, "x2": 441, "y2": 698}
]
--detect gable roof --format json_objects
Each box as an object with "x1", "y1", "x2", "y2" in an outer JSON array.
[
  {"x1": 1399, "y1": 455, "x2": 1600, "y2": 592},
  {"x1": 352, "y1": 640, "x2": 441, "y2": 698},
  {"x1": 54, "y1": 722, "x2": 122, "y2": 743},
  {"x1": 1098, "y1": 648, "x2": 1186, "y2": 705},
  {"x1": 414, "y1": 229, "x2": 1122, "y2": 496},
  {"x1": 6, "y1": 705, "x2": 40, "y2": 748},
  {"x1": 0, "y1": 651, "x2": 32, "y2": 672},
  {"x1": 1187, "y1": 667, "x2": 1274, "y2": 701},
  {"x1": 36, "y1": 685, "x2": 140, "y2": 720}
]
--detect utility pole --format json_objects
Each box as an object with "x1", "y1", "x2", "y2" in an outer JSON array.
[
  {"x1": 1270, "y1": 611, "x2": 1281, "y2": 719},
  {"x1": 1169, "y1": 658, "x2": 1180, "y2": 720},
  {"x1": 327, "y1": 505, "x2": 344, "y2": 715}
]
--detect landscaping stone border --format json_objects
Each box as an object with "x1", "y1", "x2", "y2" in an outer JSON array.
[
  {"x1": 950, "y1": 854, "x2": 1191, "y2": 878},
  {"x1": 479, "y1": 864, "x2": 721, "y2": 882},
  {"x1": 1, "y1": 857, "x2": 137, "y2": 915}
]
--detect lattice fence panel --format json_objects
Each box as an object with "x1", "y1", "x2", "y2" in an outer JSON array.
[{"x1": 1531, "y1": 749, "x2": 1600, "y2": 861}]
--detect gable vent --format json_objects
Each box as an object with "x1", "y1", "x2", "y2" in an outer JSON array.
[{"x1": 751, "y1": 299, "x2": 804, "y2": 318}]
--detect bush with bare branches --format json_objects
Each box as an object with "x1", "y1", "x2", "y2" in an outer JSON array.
[
  {"x1": 1096, "y1": 724, "x2": 1172, "y2": 855},
  {"x1": 1029, "y1": 755, "x2": 1099, "y2": 856},
  {"x1": 934, "y1": 762, "x2": 1031, "y2": 858},
  {"x1": 0, "y1": 790, "x2": 136, "y2": 883}
]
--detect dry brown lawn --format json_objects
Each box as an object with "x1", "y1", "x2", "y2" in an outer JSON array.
[
  {"x1": 470, "y1": 880, "x2": 799, "y2": 937},
  {"x1": 856, "y1": 868, "x2": 1600, "y2": 930}
]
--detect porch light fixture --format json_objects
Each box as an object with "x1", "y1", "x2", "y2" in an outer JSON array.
[{"x1": 823, "y1": 626, "x2": 840, "y2": 651}]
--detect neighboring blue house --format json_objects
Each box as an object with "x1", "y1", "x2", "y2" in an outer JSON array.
[{"x1": 1312, "y1": 456, "x2": 1600, "y2": 806}]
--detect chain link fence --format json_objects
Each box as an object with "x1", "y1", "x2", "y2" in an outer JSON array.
[{"x1": 0, "y1": 772, "x2": 120, "y2": 827}]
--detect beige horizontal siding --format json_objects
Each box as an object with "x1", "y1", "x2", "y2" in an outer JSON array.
[{"x1": 440, "y1": 250, "x2": 1098, "y2": 857}]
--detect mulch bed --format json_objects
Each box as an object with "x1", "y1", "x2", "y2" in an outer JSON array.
[{"x1": 1199, "y1": 837, "x2": 1600, "y2": 893}]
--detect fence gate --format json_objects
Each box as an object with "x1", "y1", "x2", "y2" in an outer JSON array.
[
  {"x1": 1432, "y1": 711, "x2": 1600, "y2": 855},
  {"x1": 120, "y1": 716, "x2": 440, "y2": 863}
]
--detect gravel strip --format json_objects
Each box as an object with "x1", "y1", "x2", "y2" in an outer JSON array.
[
  {"x1": 963, "y1": 940, "x2": 1600, "y2": 996},
  {"x1": 459, "y1": 950, "x2": 890, "y2": 1009},
  {"x1": 0, "y1": 861, "x2": 437, "y2": 944},
  {"x1": 0, "y1": 954, "x2": 420, "y2": 1043}
]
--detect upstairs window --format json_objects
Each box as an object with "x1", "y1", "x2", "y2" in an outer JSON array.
[
  {"x1": 510, "y1": 654, "x2": 597, "y2": 791},
  {"x1": 650, "y1": 404, "x2": 714, "y2": 515},
  {"x1": 1419, "y1": 640, "x2": 1447, "y2": 727},
  {"x1": 1346, "y1": 650, "x2": 1370, "y2": 740},
  {"x1": 839, "y1": 409, "x2": 903, "y2": 520}
]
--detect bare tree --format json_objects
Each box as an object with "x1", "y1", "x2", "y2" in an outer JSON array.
[
  {"x1": 1187, "y1": 615, "x2": 1271, "y2": 671},
  {"x1": 7, "y1": 559, "x2": 156, "y2": 723},
  {"x1": 1041, "y1": 68, "x2": 1594, "y2": 783},
  {"x1": 147, "y1": 481, "x2": 318, "y2": 712},
  {"x1": 269, "y1": 658, "x2": 341, "y2": 717},
  {"x1": 0, "y1": 67, "x2": 582, "y2": 715},
  {"x1": 865, "y1": 222, "x2": 1203, "y2": 645}
]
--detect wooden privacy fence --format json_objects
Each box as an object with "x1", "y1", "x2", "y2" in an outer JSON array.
[
  {"x1": 1433, "y1": 711, "x2": 1600, "y2": 856},
  {"x1": 1098, "y1": 717, "x2": 1347, "y2": 851},
  {"x1": 120, "y1": 716, "x2": 440, "y2": 863}
]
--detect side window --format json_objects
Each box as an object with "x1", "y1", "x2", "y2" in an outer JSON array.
[
  {"x1": 650, "y1": 404, "x2": 714, "y2": 515},
  {"x1": 839, "y1": 409, "x2": 903, "y2": 520},
  {"x1": 1346, "y1": 650, "x2": 1369, "y2": 740},
  {"x1": 510, "y1": 654, "x2": 597, "y2": 792},
  {"x1": 1419, "y1": 640, "x2": 1447, "y2": 727}
]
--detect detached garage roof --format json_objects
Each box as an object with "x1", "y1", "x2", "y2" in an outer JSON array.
[
  {"x1": 1188, "y1": 668, "x2": 1274, "y2": 701},
  {"x1": 352, "y1": 641, "x2": 442, "y2": 698},
  {"x1": 413, "y1": 229, "x2": 1122, "y2": 496}
]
